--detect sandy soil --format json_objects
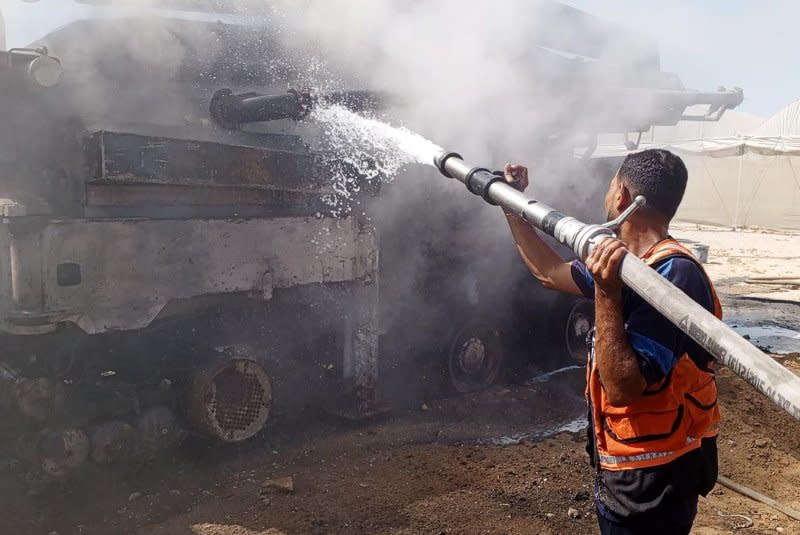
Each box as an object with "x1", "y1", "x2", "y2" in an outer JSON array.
[
  {"x1": 135, "y1": 363, "x2": 800, "y2": 535},
  {"x1": 6, "y1": 227, "x2": 800, "y2": 535},
  {"x1": 673, "y1": 224, "x2": 800, "y2": 304}
]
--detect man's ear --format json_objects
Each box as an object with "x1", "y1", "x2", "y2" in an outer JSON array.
[{"x1": 617, "y1": 183, "x2": 632, "y2": 212}]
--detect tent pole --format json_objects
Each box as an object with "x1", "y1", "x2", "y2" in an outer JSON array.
[{"x1": 733, "y1": 147, "x2": 744, "y2": 229}]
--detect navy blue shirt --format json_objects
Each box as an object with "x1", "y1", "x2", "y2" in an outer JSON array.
[
  {"x1": 571, "y1": 255, "x2": 716, "y2": 382},
  {"x1": 571, "y1": 251, "x2": 719, "y2": 523}
]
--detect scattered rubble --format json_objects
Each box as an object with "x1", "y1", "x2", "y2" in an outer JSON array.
[
  {"x1": 261, "y1": 477, "x2": 295, "y2": 494},
  {"x1": 567, "y1": 507, "x2": 581, "y2": 519},
  {"x1": 190, "y1": 524, "x2": 288, "y2": 535}
]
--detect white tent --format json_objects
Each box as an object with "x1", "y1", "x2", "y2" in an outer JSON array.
[{"x1": 596, "y1": 101, "x2": 800, "y2": 230}]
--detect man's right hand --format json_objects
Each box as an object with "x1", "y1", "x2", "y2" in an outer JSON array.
[
  {"x1": 501, "y1": 162, "x2": 582, "y2": 296},
  {"x1": 503, "y1": 164, "x2": 529, "y2": 192}
]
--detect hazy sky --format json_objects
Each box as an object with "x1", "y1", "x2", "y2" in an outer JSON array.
[
  {"x1": 566, "y1": 0, "x2": 798, "y2": 118},
  {"x1": 1, "y1": 0, "x2": 796, "y2": 117}
]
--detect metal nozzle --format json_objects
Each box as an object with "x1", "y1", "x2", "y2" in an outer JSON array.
[{"x1": 433, "y1": 151, "x2": 463, "y2": 178}]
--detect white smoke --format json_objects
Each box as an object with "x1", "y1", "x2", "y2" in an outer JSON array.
[{"x1": 3, "y1": 0, "x2": 733, "y2": 398}]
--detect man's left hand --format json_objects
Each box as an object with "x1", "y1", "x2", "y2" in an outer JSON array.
[{"x1": 585, "y1": 238, "x2": 628, "y2": 297}]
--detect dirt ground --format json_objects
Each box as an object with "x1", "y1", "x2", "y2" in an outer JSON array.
[{"x1": 6, "y1": 227, "x2": 800, "y2": 535}]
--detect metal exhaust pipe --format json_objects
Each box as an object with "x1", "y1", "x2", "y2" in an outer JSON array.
[
  {"x1": 210, "y1": 88, "x2": 314, "y2": 130},
  {"x1": 434, "y1": 150, "x2": 800, "y2": 421},
  {"x1": 209, "y1": 87, "x2": 385, "y2": 130}
]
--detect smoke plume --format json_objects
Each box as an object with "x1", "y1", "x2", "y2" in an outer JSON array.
[{"x1": 15, "y1": 0, "x2": 693, "y2": 401}]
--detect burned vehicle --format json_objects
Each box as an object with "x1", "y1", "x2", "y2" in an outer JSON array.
[
  {"x1": 0, "y1": 1, "x2": 743, "y2": 479},
  {"x1": 0, "y1": 14, "x2": 380, "y2": 477}
]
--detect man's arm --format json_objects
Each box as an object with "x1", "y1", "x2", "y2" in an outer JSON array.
[
  {"x1": 586, "y1": 239, "x2": 647, "y2": 406},
  {"x1": 503, "y1": 164, "x2": 582, "y2": 296}
]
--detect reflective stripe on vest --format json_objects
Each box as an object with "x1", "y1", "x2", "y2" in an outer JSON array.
[
  {"x1": 587, "y1": 237, "x2": 722, "y2": 472},
  {"x1": 599, "y1": 423, "x2": 720, "y2": 469},
  {"x1": 598, "y1": 437, "x2": 698, "y2": 468}
]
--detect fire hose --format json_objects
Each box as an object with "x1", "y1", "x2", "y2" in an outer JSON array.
[{"x1": 433, "y1": 151, "x2": 800, "y2": 421}]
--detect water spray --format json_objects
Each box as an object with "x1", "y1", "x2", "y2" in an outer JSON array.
[{"x1": 433, "y1": 151, "x2": 800, "y2": 421}]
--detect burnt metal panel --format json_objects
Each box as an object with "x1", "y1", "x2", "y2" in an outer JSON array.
[
  {"x1": 89, "y1": 131, "x2": 316, "y2": 189},
  {"x1": 85, "y1": 181, "x2": 334, "y2": 218},
  {"x1": 33, "y1": 216, "x2": 377, "y2": 334}
]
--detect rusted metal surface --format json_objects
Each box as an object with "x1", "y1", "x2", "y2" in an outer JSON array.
[
  {"x1": 88, "y1": 132, "x2": 315, "y2": 190},
  {"x1": 186, "y1": 357, "x2": 272, "y2": 442},
  {"x1": 337, "y1": 277, "x2": 380, "y2": 417},
  {"x1": 0, "y1": 215, "x2": 377, "y2": 334},
  {"x1": 85, "y1": 182, "x2": 333, "y2": 217},
  {"x1": 0, "y1": 12, "x2": 384, "y2": 468}
]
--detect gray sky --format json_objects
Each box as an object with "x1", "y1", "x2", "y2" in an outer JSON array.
[{"x1": 2, "y1": 0, "x2": 796, "y2": 117}]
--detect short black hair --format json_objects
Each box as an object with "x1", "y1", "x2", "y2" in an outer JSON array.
[{"x1": 617, "y1": 149, "x2": 688, "y2": 220}]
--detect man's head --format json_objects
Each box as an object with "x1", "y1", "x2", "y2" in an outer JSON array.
[{"x1": 604, "y1": 149, "x2": 688, "y2": 223}]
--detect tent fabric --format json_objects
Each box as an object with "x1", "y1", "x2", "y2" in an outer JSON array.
[
  {"x1": 752, "y1": 99, "x2": 800, "y2": 137},
  {"x1": 676, "y1": 152, "x2": 800, "y2": 229},
  {"x1": 670, "y1": 101, "x2": 800, "y2": 155},
  {"x1": 593, "y1": 100, "x2": 800, "y2": 230}
]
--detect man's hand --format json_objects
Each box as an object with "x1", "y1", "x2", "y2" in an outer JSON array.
[
  {"x1": 586, "y1": 238, "x2": 628, "y2": 297},
  {"x1": 503, "y1": 163, "x2": 529, "y2": 192},
  {"x1": 500, "y1": 161, "x2": 583, "y2": 296}
]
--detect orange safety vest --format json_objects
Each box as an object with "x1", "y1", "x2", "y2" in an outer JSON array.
[{"x1": 586, "y1": 238, "x2": 722, "y2": 472}]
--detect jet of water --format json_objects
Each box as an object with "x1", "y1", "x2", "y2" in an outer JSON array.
[
  {"x1": 309, "y1": 104, "x2": 446, "y2": 217},
  {"x1": 312, "y1": 104, "x2": 443, "y2": 182}
]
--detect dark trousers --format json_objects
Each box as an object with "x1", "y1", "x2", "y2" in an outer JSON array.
[{"x1": 596, "y1": 498, "x2": 697, "y2": 535}]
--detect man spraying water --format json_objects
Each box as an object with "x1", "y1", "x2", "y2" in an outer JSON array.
[
  {"x1": 502, "y1": 150, "x2": 718, "y2": 534},
  {"x1": 206, "y1": 93, "x2": 800, "y2": 528}
]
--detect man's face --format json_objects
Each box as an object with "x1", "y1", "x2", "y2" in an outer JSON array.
[{"x1": 604, "y1": 174, "x2": 622, "y2": 222}]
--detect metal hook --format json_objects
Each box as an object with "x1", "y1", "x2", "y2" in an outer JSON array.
[{"x1": 601, "y1": 195, "x2": 647, "y2": 237}]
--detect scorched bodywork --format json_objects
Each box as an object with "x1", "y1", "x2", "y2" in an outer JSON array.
[{"x1": 0, "y1": 13, "x2": 380, "y2": 479}]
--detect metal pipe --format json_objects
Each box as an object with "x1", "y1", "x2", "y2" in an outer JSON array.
[
  {"x1": 209, "y1": 87, "x2": 385, "y2": 130},
  {"x1": 210, "y1": 88, "x2": 313, "y2": 130},
  {"x1": 633, "y1": 87, "x2": 744, "y2": 110},
  {"x1": 433, "y1": 151, "x2": 800, "y2": 421},
  {"x1": 1, "y1": 47, "x2": 64, "y2": 88}
]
